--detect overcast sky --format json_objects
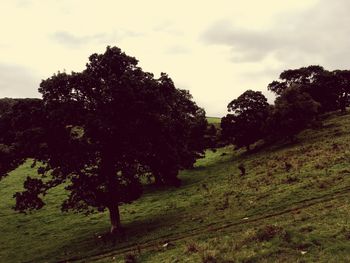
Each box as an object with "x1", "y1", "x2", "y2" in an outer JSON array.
[{"x1": 1, "y1": 0, "x2": 349, "y2": 116}]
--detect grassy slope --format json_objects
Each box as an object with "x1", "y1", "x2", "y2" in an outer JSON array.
[{"x1": 1, "y1": 112, "x2": 350, "y2": 262}]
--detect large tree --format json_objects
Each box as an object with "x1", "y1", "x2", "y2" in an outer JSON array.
[
  {"x1": 0, "y1": 46, "x2": 207, "y2": 234},
  {"x1": 221, "y1": 90, "x2": 269, "y2": 150},
  {"x1": 268, "y1": 65, "x2": 342, "y2": 113}
]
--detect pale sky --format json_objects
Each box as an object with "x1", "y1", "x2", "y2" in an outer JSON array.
[{"x1": 1, "y1": 0, "x2": 349, "y2": 116}]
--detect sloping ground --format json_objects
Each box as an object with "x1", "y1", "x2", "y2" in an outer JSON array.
[{"x1": 1, "y1": 112, "x2": 350, "y2": 262}]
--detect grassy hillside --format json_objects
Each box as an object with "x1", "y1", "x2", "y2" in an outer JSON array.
[
  {"x1": 1, "y1": 111, "x2": 350, "y2": 262},
  {"x1": 207, "y1": 117, "x2": 221, "y2": 125}
]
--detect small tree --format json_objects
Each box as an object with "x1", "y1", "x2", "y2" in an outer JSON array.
[
  {"x1": 221, "y1": 90, "x2": 269, "y2": 150},
  {"x1": 0, "y1": 46, "x2": 207, "y2": 234}
]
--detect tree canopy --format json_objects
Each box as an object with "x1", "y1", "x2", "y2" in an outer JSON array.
[
  {"x1": 0, "y1": 98, "x2": 26, "y2": 117},
  {"x1": 267, "y1": 65, "x2": 325, "y2": 96},
  {"x1": 332, "y1": 70, "x2": 350, "y2": 113},
  {"x1": 221, "y1": 90, "x2": 269, "y2": 150},
  {"x1": 266, "y1": 85, "x2": 320, "y2": 141},
  {"x1": 0, "y1": 46, "x2": 208, "y2": 234},
  {"x1": 268, "y1": 65, "x2": 350, "y2": 113}
]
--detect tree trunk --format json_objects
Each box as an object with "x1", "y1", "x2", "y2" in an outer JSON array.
[
  {"x1": 108, "y1": 204, "x2": 121, "y2": 235},
  {"x1": 100, "y1": 152, "x2": 122, "y2": 235},
  {"x1": 154, "y1": 173, "x2": 164, "y2": 186}
]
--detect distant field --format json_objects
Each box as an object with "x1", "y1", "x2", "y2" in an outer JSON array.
[
  {"x1": 206, "y1": 117, "x2": 221, "y2": 124},
  {"x1": 1, "y1": 111, "x2": 350, "y2": 262}
]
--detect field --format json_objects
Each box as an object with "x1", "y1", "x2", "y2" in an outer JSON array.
[{"x1": 1, "y1": 111, "x2": 350, "y2": 262}]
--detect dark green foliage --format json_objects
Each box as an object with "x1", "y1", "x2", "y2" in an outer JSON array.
[
  {"x1": 204, "y1": 124, "x2": 220, "y2": 149},
  {"x1": 268, "y1": 65, "x2": 325, "y2": 96},
  {"x1": 221, "y1": 90, "x2": 269, "y2": 150},
  {"x1": 307, "y1": 70, "x2": 340, "y2": 113},
  {"x1": 268, "y1": 65, "x2": 350, "y2": 113},
  {"x1": 0, "y1": 98, "x2": 18, "y2": 116},
  {"x1": 0, "y1": 46, "x2": 207, "y2": 232},
  {"x1": 0, "y1": 98, "x2": 44, "y2": 180},
  {"x1": 264, "y1": 65, "x2": 350, "y2": 142},
  {"x1": 332, "y1": 70, "x2": 350, "y2": 113},
  {"x1": 206, "y1": 118, "x2": 227, "y2": 148},
  {"x1": 13, "y1": 177, "x2": 46, "y2": 211},
  {"x1": 266, "y1": 85, "x2": 320, "y2": 141}
]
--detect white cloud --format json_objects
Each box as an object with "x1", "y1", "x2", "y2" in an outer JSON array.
[
  {"x1": 0, "y1": 0, "x2": 348, "y2": 116},
  {"x1": 0, "y1": 63, "x2": 40, "y2": 98},
  {"x1": 201, "y1": 0, "x2": 350, "y2": 69},
  {"x1": 51, "y1": 31, "x2": 108, "y2": 48}
]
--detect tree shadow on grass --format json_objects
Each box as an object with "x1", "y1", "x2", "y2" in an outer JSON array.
[{"x1": 46, "y1": 205, "x2": 197, "y2": 262}]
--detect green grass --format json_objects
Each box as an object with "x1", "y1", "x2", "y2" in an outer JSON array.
[
  {"x1": 1, "y1": 111, "x2": 350, "y2": 262},
  {"x1": 206, "y1": 117, "x2": 221, "y2": 124}
]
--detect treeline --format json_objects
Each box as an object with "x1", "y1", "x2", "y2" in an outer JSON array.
[
  {"x1": 0, "y1": 98, "x2": 24, "y2": 116},
  {"x1": 221, "y1": 65, "x2": 350, "y2": 150}
]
